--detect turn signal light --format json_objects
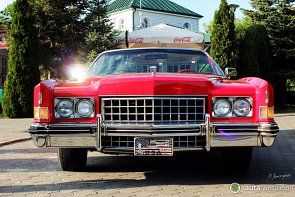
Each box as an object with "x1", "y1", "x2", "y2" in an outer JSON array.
[
  {"x1": 260, "y1": 106, "x2": 274, "y2": 119},
  {"x1": 34, "y1": 107, "x2": 49, "y2": 119}
]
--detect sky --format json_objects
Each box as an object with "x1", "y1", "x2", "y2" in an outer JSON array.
[
  {"x1": 0, "y1": 0, "x2": 252, "y2": 31},
  {"x1": 170, "y1": 0, "x2": 252, "y2": 30}
]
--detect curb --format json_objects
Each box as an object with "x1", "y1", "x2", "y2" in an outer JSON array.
[
  {"x1": 0, "y1": 137, "x2": 32, "y2": 147},
  {"x1": 275, "y1": 114, "x2": 295, "y2": 117}
]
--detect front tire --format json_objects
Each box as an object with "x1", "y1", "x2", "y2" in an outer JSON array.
[
  {"x1": 220, "y1": 147, "x2": 252, "y2": 172},
  {"x1": 58, "y1": 148, "x2": 88, "y2": 171}
]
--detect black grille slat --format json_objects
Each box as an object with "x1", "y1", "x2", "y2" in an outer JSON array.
[{"x1": 102, "y1": 97, "x2": 205, "y2": 125}]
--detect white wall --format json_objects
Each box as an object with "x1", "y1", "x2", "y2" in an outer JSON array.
[
  {"x1": 133, "y1": 10, "x2": 200, "y2": 31},
  {"x1": 109, "y1": 9, "x2": 201, "y2": 32},
  {"x1": 108, "y1": 9, "x2": 134, "y2": 32}
]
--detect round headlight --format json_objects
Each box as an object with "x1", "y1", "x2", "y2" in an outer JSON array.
[
  {"x1": 76, "y1": 99, "x2": 94, "y2": 118},
  {"x1": 213, "y1": 99, "x2": 231, "y2": 117},
  {"x1": 233, "y1": 99, "x2": 251, "y2": 117},
  {"x1": 56, "y1": 99, "x2": 74, "y2": 118}
]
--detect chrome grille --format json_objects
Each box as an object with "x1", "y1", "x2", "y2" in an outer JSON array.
[
  {"x1": 101, "y1": 97, "x2": 206, "y2": 125},
  {"x1": 102, "y1": 136, "x2": 206, "y2": 148}
]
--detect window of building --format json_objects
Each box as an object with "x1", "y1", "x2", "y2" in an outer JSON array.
[
  {"x1": 1, "y1": 57, "x2": 7, "y2": 85},
  {"x1": 1, "y1": 58, "x2": 4, "y2": 74},
  {"x1": 141, "y1": 18, "x2": 150, "y2": 28},
  {"x1": 183, "y1": 22, "x2": 192, "y2": 30},
  {"x1": 118, "y1": 18, "x2": 125, "y2": 30}
]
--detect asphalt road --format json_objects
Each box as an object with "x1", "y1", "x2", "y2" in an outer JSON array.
[{"x1": 0, "y1": 116, "x2": 294, "y2": 196}]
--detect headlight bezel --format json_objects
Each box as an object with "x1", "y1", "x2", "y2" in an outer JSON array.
[
  {"x1": 55, "y1": 98, "x2": 74, "y2": 118},
  {"x1": 54, "y1": 98, "x2": 95, "y2": 119},
  {"x1": 212, "y1": 97, "x2": 253, "y2": 118},
  {"x1": 233, "y1": 98, "x2": 252, "y2": 117},
  {"x1": 213, "y1": 98, "x2": 232, "y2": 118},
  {"x1": 76, "y1": 99, "x2": 95, "y2": 118}
]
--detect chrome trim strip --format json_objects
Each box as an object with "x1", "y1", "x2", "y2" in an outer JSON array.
[
  {"x1": 49, "y1": 135, "x2": 96, "y2": 147},
  {"x1": 102, "y1": 147, "x2": 204, "y2": 154},
  {"x1": 106, "y1": 129, "x2": 201, "y2": 133},
  {"x1": 100, "y1": 95, "x2": 209, "y2": 97},
  {"x1": 101, "y1": 97, "x2": 206, "y2": 100},
  {"x1": 205, "y1": 114, "x2": 210, "y2": 151},
  {"x1": 42, "y1": 130, "x2": 91, "y2": 132},
  {"x1": 40, "y1": 123, "x2": 97, "y2": 128},
  {"x1": 260, "y1": 132, "x2": 277, "y2": 137},
  {"x1": 96, "y1": 114, "x2": 103, "y2": 150},
  {"x1": 258, "y1": 122, "x2": 279, "y2": 132},
  {"x1": 214, "y1": 132, "x2": 258, "y2": 136},
  {"x1": 211, "y1": 134, "x2": 259, "y2": 147},
  {"x1": 216, "y1": 128, "x2": 258, "y2": 132},
  {"x1": 104, "y1": 124, "x2": 205, "y2": 129},
  {"x1": 104, "y1": 133, "x2": 204, "y2": 137},
  {"x1": 211, "y1": 123, "x2": 259, "y2": 127}
]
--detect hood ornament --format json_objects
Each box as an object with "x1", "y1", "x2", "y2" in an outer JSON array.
[{"x1": 150, "y1": 66, "x2": 157, "y2": 76}]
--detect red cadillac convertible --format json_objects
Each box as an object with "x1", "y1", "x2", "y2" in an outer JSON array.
[{"x1": 29, "y1": 48, "x2": 279, "y2": 171}]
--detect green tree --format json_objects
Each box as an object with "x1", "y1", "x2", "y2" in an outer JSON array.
[
  {"x1": 2, "y1": 0, "x2": 40, "y2": 118},
  {"x1": 244, "y1": 0, "x2": 295, "y2": 105},
  {"x1": 202, "y1": 20, "x2": 213, "y2": 34},
  {"x1": 29, "y1": 0, "x2": 118, "y2": 74},
  {"x1": 31, "y1": 0, "x2": 89, "y2": 77},
  {"x1": 236, "y1": 24, "x2": 273, "y2": 80},
  {"x1": 235, "y1": 16, "x2": 252, "y2": 31},
  {"x1": 84, "y1": 0, "x2": 118, "y2": 65},
  {"x1": 210, "y1": 0, "x2": 236, "y2": 69}
]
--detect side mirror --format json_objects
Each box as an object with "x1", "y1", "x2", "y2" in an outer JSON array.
[{"x1": 225, "y1": 67, "x2": 237, "y2": 78}]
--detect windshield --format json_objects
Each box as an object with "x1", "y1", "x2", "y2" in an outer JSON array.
[{"x1": 85, "y1": 49, "x2": 224, "y2": 77}]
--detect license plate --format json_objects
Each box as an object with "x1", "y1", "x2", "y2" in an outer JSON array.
[{"x1": 134, "y1": 138, "x2": 173, "y2": 156}]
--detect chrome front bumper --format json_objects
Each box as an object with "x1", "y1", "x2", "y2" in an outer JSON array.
[{"x1": 28, "y1": 115, "x2": 280, "y2": 152}]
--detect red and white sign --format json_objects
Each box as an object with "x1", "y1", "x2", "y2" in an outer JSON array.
[
  {"x1": 174, "y1": 37, "x2": 192, "y2": 43},
  {"x1": 0, "y1": 41, "x2": 9, "y2": 49},
  {"x1": 127, "y1": 24, "x2": 204, "y2": 46},
  {"x1": 128, "y1": 38, "x2": 144, "y2": 43}
]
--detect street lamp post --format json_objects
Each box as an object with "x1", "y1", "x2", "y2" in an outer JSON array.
[{"x1": 229, "y1": 4, "x2": 239, "y2": 12}]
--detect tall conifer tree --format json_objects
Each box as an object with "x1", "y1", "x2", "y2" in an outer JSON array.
[
  {"x1": 2, "y1": 0, "x2": 40, "y2": 118},
  {"x1": 210, "y1": 0, "x2": 236, "y2": 69}
]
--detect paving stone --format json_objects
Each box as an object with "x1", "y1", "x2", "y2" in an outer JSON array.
[{"x1": 0, "y1": 116, "x2": 294, "y2": 196}]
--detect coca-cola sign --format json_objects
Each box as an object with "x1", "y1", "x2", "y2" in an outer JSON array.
[
  {"x1": 129, "y1": 38, "x2": 144, "y2": 43},
  {"x1": 174, "y1": 37, "x2": 192, "y2": 43}
]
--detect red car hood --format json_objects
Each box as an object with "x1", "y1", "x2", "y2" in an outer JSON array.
[{"x1": 52, "y1": 73, "x2": 255, "y2": 96}]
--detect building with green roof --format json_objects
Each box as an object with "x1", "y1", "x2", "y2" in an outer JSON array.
[{"x1": 108, "y1": 0, "x2": 203, "y2": 32}]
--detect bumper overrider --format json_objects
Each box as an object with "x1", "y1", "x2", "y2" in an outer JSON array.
[{"x1": 28, "y1": 115, "x2": 279, "y2": 153}]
